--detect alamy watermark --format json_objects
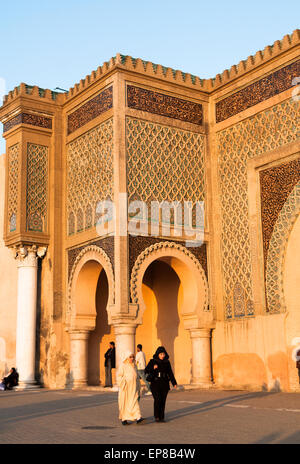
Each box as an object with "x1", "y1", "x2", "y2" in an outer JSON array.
[{"x1": 95, "y1": 196, "x2": 205, "y2": 247}]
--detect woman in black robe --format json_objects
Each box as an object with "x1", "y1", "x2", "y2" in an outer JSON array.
[
  {"x1": 145, "y1": 346, "x2": 177, "y2": 422},
  {"x1": 2, "y1": 368, "x2": 19, "y2": 390}
]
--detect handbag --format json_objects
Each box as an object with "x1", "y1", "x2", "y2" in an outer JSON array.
[{"x1": 146, "y1": 372, "x2": 155, "y2": 382}]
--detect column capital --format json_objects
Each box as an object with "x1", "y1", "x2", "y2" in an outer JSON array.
[
  {"x1": 68, "y1": 329, "x2": 91, "y2": 340},
  {"x1": 109, "y1": 303, "x2": 139, "y2": 326},
  {"x1": 12, "y1": 244, "x2": 47, "y2": 267}
]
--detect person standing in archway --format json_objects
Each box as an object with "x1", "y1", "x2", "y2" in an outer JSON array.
[
  {"x1": 145, "y1": 346, "x2": 177, "y2": 422},
  {"x1": 104, "y1": 341, "x2": 115, "y2": 387}
]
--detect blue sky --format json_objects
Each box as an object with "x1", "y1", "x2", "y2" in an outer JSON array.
[{"x1": 0, "y1": 0, "x2": 299, "y2": 153}]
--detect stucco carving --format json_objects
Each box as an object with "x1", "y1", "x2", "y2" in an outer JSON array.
[
  {"x1": 130, "y1": 241, "x2": 211, "y2": 329},
  {"x1": 266, "y1": 181, "x2": 300, "y2": 313}
]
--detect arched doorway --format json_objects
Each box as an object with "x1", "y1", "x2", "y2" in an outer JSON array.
[
  {"x1": 131, "y1": 241, "x2": 213, "y2": 386},
  {"x1": 136, "y1": 259, "x2": 192, "y2": 384},
  {"x1": 68, "y1": 246, "x2": 115, "y2": 388}
]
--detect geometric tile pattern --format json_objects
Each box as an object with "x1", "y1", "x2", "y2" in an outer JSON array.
[
  {"x1": 126, "y1": 117, "x2": 205, "y2": 226},
  {"x1": 67, "y1": 118, "x2": 113, "y2": 236},
  {"x1": 26, "y1": 143, "x2": 48, "y2": 233},
  {"x1": 7, "y1": 143, "x2": 19, "y2": 233},
  {"x1": 217, "y1": 98, "x2": 299, "y2": 319}
]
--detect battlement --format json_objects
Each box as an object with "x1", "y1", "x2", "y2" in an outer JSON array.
[
  {"x1": 210, "y1": 29, "x2": 300, "y2": 90},
  {"x1": 64, "y1": 29, "x2": 300, "y2": 100},
  {"x1": 1, "y1": 29, "x2": 299, "y2": 108},
  {"x1": 2, "y1": 82, "x2": 65, "y2": 107}
]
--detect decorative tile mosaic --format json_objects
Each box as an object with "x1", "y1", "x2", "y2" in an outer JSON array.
[
  {"x1": 67, "y1": 118, "x2": 113, "y2": 236},
  {"x1": 217, "y1": 98, "x2": 299, "y2": 319},
  {"x1": 265, "y1": 181, "x2": 300, "y2": 313},
  {"x1": 127, "y1": 85, "x2": 203, "y2": 125},
  {"x1": 260, "y1": 159, "x2": 300, "y2": 313},
  {"x1": 216, "y1": 60, "x2": 300, "y2": 123},
  {"x1": 67, "y1": 86, "x2": 113, "y2": 135},
  {"x1": 68, "y1": 236, "x2": 115, "y2": 280},
  {"x1": 129, "y1": 235, "x2": 208, "y2": 283},
  {"x1": 7, "y1": 144, "x2": 19, "y2": 233},
  {"x1": 126, "y1": 117, "x2": 205, "y2": 228},
  {"x1": 260, "y1": 158, "x2": 300, "y2": 268},
  {"x1": 26, "y1": 143, "x2": 48, "y2": 233},
  {"x1": 3, "y1": 112, "x2": 52, "y2": 133}
]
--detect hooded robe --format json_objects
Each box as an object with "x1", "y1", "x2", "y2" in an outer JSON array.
[{"x1": 116, "y1": 350, "x2": 141, "y2": 421}]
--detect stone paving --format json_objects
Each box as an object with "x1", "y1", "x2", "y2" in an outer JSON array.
[{"x1": 1, "y1": 387, "x2": 300, "y2": 444}]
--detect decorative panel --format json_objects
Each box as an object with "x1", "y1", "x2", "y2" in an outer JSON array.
[
  {"x1": 26, "y1": 143, "x2": 48, "y2": 233},
  {"x1": 67, "y1": 86, "x2": 113, "y2": 135},
  {"x1": 127, "y1": 85, "x2": 203, "y2": 125},
  {"x1": 217, "y1": 98, "x2": 299, "y2": 319},
  {"x1": 260, "y1": 159, "x2": 300, "y2": 313},
  {"x1": 129, "y1": 235, "x2": 208, "y2": 283},
  {"x1": 67, "y1": 118, "x2": 113, "y2": 236},
  {"x1": 3, "y1": 113, "x2": 52, "y2": 133},
  {"x1": 68, "y1": 236, "x2": 115, "y2": 280},
  {"x1": 260, "y1": 158, "x2": 300, "y2": 268},
  {"x1": 216, "y1": 59, "x2": 300, "y2": 122},
  {"x1": 7, "y1": 143, "x2": 19, "y2": 233}
]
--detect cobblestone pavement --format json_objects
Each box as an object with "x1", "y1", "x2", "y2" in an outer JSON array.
[{"x1": 1, "y1": 388, "x2": 300, "y2": 444}]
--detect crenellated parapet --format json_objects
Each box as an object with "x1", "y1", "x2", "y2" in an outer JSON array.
[
  {"x1": 1, "y1": 82, "x2": 65, "y2": 108},
  {"x1": 208, "y1": 29, "x2": 300, "y2": 90}
]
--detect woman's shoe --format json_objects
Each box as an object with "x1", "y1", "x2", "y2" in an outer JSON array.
[
  {"x1": 136, "y1": 417, "x2": 144, "y2": 424},
  {"x1": 122, "y1": 420, "x2": 128, "y2": 425}
]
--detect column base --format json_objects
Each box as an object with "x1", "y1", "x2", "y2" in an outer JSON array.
[
  {"x1": 191, "y1": 379, "x2": 214, "y2": 389},
  {"x1": 71, "y1": 380, "x2": 89, "y2": 389}
]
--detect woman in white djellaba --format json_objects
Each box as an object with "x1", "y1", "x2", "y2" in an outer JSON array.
[{"x1": 117, "y1": 350, "x2": 144, "y2": 425}]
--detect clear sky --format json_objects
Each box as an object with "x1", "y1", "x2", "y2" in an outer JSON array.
[{"x1": 0, "y1": 0, "x2": 299, "y2": 153}]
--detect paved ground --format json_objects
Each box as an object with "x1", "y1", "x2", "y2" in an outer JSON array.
[{"x1": 1, "y1": 387, "x2": 300, "y2": 444}]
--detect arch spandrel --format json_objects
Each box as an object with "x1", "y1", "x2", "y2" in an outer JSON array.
[
  {"x1": 67, "y1": 245, "x2": 115, "y2": 331},
  {"x1": 266, "y1": 181, "x2": 300, "y2": 314},
  {"x1": 130, "y1": 241, "x2": 212, "y2": 329}
]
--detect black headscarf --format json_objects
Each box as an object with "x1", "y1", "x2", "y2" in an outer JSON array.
[{"x1": 153, "y1": 346, "x2": 169, "y2": 360}]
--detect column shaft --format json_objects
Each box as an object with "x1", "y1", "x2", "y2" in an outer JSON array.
[
  {"x1": 15, "y1": 247, "x2": 39, "y2": 388},
  {"x1": 69, "y1": 331, "x2": 90, "y2": 388},
  {"x1": 190, "y1": 328, "x2": 213, "y2": 386},
  {"x1": 113, "y1": 324, "x2": 137, "y2": 371}
]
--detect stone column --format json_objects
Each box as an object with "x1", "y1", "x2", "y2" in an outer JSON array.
[
  {"x1": 190, "y1": 328, "x2": 213, "y2": 386},
  {"x1": 15, "y1": 245, "x2": 47, "y2": 389},
  {"x1": 69, "y1": 330, "x2": 90, "y2": 388},
  {"x1": 113, "y1": 323, "x2": 137, "y2": 371}
]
